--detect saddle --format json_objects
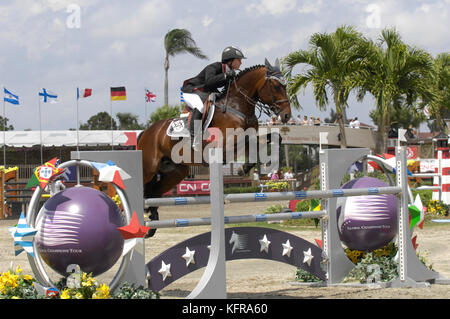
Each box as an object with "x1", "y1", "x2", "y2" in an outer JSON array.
[{"x1": 166, "y1": 94, "x2": 216, "y2": 138}]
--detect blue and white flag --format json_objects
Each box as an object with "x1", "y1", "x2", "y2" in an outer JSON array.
[
  {"x1": 39, "y1": 88, "x2": 59, "y2": 103},
  {"x1": 180, "y1": 87, "x2": 185, "y2": 103},
  {"x1": 8, "y1": 212, "x2": 37, "y2": 257},
  {"x1": 3, "y1": 87, "x2": 19, "y2": 105}
]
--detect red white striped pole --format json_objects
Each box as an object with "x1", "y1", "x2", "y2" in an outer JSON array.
[{"x1": 434, "y1": 148, "x2": 450, "y2": 204}]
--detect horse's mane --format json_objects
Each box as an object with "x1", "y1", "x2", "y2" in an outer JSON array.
[{"x1": 216, "y1": 64, "x2": 265, "y2": 100}]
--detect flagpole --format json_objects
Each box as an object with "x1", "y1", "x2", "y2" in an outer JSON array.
[
  {"x1": 2, "y1": 85, "x2": 6, "y2": 168},
  {"x1": 110, "y1": 96, "x2": 113, "y2": 151},
  {"x1": 76, "y1": 88, "x2": 80, "y2": 153},
  {"x1": 144, "y1": 87, "x2": 148, "y2": 128},
  {"x1": 39, "y1": 95, "x2": 43, "y2": 165}
]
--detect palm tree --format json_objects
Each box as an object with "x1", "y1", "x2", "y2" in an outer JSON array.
[
  {"x1": 164, "y1": 28, "x2": 208, "y2": 106},
  {"x1": 354, "y1": 28, "x2": 434, "y2": 152},
  {"x1": 282, "y1": 25, "x2": 365, "y2": 148},
  {"x1": 426, "y1": 53, "x2": 450, "y2": 132}
]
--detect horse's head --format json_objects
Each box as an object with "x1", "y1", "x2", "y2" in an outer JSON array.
[{"x1": 257, "y1": 58, "x2": 292, "y2": 123}]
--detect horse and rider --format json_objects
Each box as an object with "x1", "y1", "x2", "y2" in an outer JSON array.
[
  {"x1": 182, "y1": 46, "x2": 246, "y2": 151},
  {"x1": 138, "y1": 46, "x2": 292, "y2": 237}
]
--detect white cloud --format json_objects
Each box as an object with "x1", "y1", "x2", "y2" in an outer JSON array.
[
  {"x1": 246, "y1": 0, "x2": 297, "y2": 16},
  {"x1": 358, "y1": 1, "x2": 449, "y2": 52},
  {"x1": 243, "y1": 39, "x2": 281, "y2": 57},
  {"x1": 90, "y1": 0, "x2": 171, "y2": 38},
  {"x1": 298, "y1": 0, "x2": 323, "y2": 14},
  {"x1": 110, "y1": 41, "x2": 128, "y2": 55},
  {"x1": 202, "y1": 15, "x2": 213, "y2": 27}
]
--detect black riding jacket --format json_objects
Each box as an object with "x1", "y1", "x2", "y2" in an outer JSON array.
[{"x1": 182, "y1": 62, "x2": 229, "y2": 98}]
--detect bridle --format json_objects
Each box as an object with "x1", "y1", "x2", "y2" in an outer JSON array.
[
  {"x1": 231, "y1": 73, "x2": 289, "y2": 118},
  {"x1": 258, "y1": 75, "x2": 289, "y2": 116}
]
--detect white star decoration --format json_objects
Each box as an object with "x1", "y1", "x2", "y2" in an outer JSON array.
[
  {"x1": 229, "y1": 231, "x2": 240, "y2": 254},
  {"x1": 259, "y1": 235, "x2": 271, "y2": 253},
  {"x1": 182, "y1": 247, "x2": 196, "y2": 266},
  {"x1": 158, "y1": 260, "x2": 171, "y2": 281},
  {"x1": 303, "y1": 248, "x2": 314, "y2": 266},
  {"x1": 282, "y1": 240, "x2": 293, "y2": 257}
]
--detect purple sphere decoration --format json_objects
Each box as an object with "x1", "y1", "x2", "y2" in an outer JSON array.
[
  {"x1": 35, "y1": 186, "x2": 124, "y2": 276},
  {"x1": 336, "y1": 177, "x2": 398, "y2": 251}
]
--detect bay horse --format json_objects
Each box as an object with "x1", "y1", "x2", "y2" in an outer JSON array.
[{"x1": 137, "y1": 59, "x2": 292, "y2": 237}]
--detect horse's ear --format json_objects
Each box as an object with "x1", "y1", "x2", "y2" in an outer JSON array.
[
  {"x1": 274, "y1": 58, "x2": 280, "y2": 70},
  {"x1": 264, "y1": 58, "x2": 273, "y2": 70}
]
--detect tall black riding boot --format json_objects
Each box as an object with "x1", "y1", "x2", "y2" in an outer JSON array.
[{"x1": 189, "y1": 108, "x2": 203, "y2": 151}]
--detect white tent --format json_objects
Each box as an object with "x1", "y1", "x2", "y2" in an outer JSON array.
[{"x1": 0, "y1": 130, "x2": 143, "y2": 147}]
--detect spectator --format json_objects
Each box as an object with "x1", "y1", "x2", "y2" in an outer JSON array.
[
  {"x1": 284, "y1": 170, "x2": 294, "y2": 180},
  {"x1": 296, "y1": 115, "x2": 302, "y2": 124},
  {"x1": 253, "y1": 169, "x2": 259, "y2": 181},
  {"x1": 270, "y1": 115, "x2": 277, "y2": 125},
  {"x1": 270, "y1": 170, "x2": 279, "y2": 180},
  {"x1": 301, "y1": 115, "x2": 308, "y2": 125},
  {"x1": 349, "y1": 118, "x2": 354, "y2": 128},
  {"x1": 309, "y1": 116, "x2": 315, "y2": 126},
  {"x1": 314, "y1": 117, "x2": 321, "y2": 126},
  {"x1": 276, "y1": 115, "x2": 282, "y2": 124},
  {"x1": 288, "y1": 116, "x2": 296, "y2": 125},
  {"x1": 350, "y1": 117, "x2": 360, "y2": 128}
]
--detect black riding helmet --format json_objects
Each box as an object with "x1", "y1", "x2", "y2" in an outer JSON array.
[{"x1": 221, "y1": 46, "x2": 246, "y2": 63}]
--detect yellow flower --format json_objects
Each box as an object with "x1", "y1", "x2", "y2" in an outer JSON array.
[
  {"x1": 93, "y1": 284, "x2": 110, "y2": 299},
  {"x1": 23, "y1": 275, "x2": 33, "y2": 281},
  {"x1": 15, "y1": 265, "x2": 22, "y2": 274},
  {"x1": 61, "y1": 289, "x2": 71, "y2": 299},
  {"x1": 74, "y1": 292, "x2": 83, "y2": 299}
]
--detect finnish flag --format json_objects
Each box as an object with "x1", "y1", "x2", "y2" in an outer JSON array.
[
  {"x1": 3, "y1": 87, "x2": 19, "y2": 105},
  {"x1": 39, "y1": 88, "x2": 59, "y2": 103}
]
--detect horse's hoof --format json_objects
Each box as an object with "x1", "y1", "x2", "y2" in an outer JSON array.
[
  {"x1": 144, "y1": 207, "x2": 159, "y2": 238},
  {"x1": 145, "y1": 228, "x2": 156, "y2": 238}
]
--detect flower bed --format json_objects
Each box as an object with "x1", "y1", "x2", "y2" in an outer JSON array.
[{"x1": 0, "y1": 266, "x2": 159, "y2": 299}]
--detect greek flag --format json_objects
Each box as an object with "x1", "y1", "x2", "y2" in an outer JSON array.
[
  {"x1": 3, "y1": 87, "x2": 19, "y2": 105},
  {"x1": 180, "y1": 87, "x2": 185, "y2": 103}
]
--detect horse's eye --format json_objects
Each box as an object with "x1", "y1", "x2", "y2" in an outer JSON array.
[{"x1": 273, "y1": 83, "x2": 282, "y2": 91}]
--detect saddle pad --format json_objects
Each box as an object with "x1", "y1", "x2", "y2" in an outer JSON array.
[
  {"x1": 167, "y1": 105, "x2": 215, "y2": 138},
  {"x1": 167, "y1": 116, "x2": 190, "y2": 137}
]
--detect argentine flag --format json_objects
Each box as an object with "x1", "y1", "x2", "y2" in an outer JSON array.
[
  {"x1": 3, "y1": 87, "x2": 19, "y2": 105},
  {"x1": 39, "y1": 88, "x2": 59, "y2": 103}
]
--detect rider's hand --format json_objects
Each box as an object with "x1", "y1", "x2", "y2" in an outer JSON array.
[{"x1": 225, "y1": 69, "x2": 236, "y2": 79}]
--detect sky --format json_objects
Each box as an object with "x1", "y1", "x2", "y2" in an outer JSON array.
[{"x1": 0, "y1": 0, "x2": 448, "y2": 131}]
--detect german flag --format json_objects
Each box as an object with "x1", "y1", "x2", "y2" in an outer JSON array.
[{"x1": 111, "y1": 86, "x2": 126, "y2": 101}]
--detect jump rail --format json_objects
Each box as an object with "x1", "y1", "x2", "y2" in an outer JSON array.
[
  {"x1": 145, "y1": 186, "x2": 402, "y2": 207},
  {"x1": 145, "y1": 210, "x2": 326, "y2": 229}
]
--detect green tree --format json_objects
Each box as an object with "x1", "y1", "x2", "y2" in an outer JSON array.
[
  {"x1": 149, "y1": 104, "x2": 183, "y2": 125},
  {"x1": 116, "y1": 112, "x2": 144, "y2": 130},
  {"x1": 369, "y1": 102, "x2": 425, "y2": 137},
  {"x1": 282, "y1": 25, "x2": 365, "y2": 148},
  {"x1": 354, "y1": 28, "x2": 434, "y2": 152},
  {"x1": 0, "y1": 116, "x2": 14, "y2": 131},
  {"x1": 164, "y1": 28, "x2": 208, "y2": 106},
  {"x1": 80, "y1": 112, "x2": 117, "y2": 130},
  {"x1": 425, "y1": 53, "x2": 450, "y2": 132}
]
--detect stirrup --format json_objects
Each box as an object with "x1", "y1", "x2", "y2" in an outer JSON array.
[{"x1": 192, "y1": 133, "x2": 202, "y2": 151}]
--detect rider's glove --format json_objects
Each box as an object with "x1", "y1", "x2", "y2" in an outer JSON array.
[{"x1": 225, "y1": 69, "x2": 236, "y2": 79}]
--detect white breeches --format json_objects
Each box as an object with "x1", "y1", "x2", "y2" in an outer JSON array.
[{"x1": 182, "y1": 93, "x2": 205, "y2": 113}]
